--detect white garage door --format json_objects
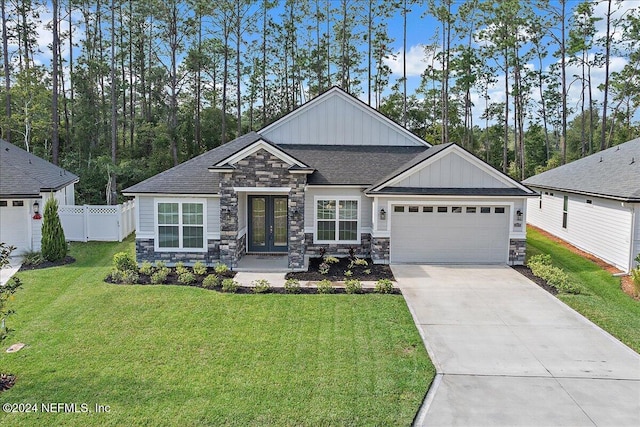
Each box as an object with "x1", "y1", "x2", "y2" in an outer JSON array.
[
  {"x1": 390, "y1": 205, "x2": 509, "y2": 264},
  {"x1": 0, "y1": 200, "x2": 30, "y2": 254}
]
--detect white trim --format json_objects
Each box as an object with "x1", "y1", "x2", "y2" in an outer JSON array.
[
  {"x1": 233, "y1": 187, "x2": 291, "y2": 193},
  {"x1": 124, "y1": 192, "x2": 220, "y2": 198},
  {"x1": 372, "y1": 145, "x2": 534, "y2": 194},
  {"x1": 260, "y1": 87, "x2": 430, "y2": 147},
  {"x1": 153, "y1": 198, "x2": 208, "y2": 253},
  {"x1": 207, "y1": 232, "x2": 221, "y2": 240},
  {"x1": 306, "y1": 185, "x2": 367, "y2": 189},
  {"x1": 313, "y1": 195, "x2": 362, "y2": 244},
  {"x1": 216, "y1": 139, "x2": 308, "y2": 168}
]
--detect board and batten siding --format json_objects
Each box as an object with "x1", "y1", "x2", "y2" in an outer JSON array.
[
  {"x1": 304, "y1": 187, "x2": 372, "y2": 234},
  {"x1": 526, "y1": 190, "x2": 634, "y2": 272},
  {"x1": 261, "y1": 93, "x2": 423, "y2": 147},
  {"x1": 390, "y1": 152, "x2": 507, "y2": 189},
  {"x1": 136, "y1": 195, "x2": 221, "y2": 238},
  {"x1": 633, "y1": 206, "x2": 640, "y2": 268}
]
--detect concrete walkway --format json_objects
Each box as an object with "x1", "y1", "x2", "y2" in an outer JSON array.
[
  {"x1": 393, "y1": 264, "x2": 640, "y2": 427},
  {"x1": 0, "y1": 257, "x2": 21, "y2": 286}
]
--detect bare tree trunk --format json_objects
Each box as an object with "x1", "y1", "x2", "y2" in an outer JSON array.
[
  {"x1": 367, "y1": 1, "x2": 372, "y2": 105},
  {"x1": 402, "y1": 0, "x2": 407, "y2": 127},
  {"x1": 600, "y1": 0, "x2": 612, "y2": 150},
  {"x1": 221, "y1": 19, "x2": 228, "y2": 145},
  {"x1": 560, "y1": 0, "x2": 567, "y2": 164},
  {"x1": 109, "y1": 0, "x2": 117, "y2": 204},
  {"x1": 2, "y1": 0, "x2": 11, "y2": 142},
  {"x1": 195, "y1": 10, "x2": 202, "y2": 150},
  {"x1": 236, "y1": 1, "x2": 241, "y2": 136},
  {"x1": 503, "y1": 49, "x2": 509, "y2": 174},
  {"x1": 52, "y1": 0, "x2": 60, "y2": 165}
]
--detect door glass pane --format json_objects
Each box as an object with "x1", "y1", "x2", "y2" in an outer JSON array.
[
  {"x1": 273, "y1": 198, "x2": 288, "y2": 247},
  {"x1": 251, "y1": 198, "x2": 266, "y2": 247}
]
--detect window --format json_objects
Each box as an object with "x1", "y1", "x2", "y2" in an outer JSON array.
[
  {"x1": 156, "y1": 201, "x2": 205, "y2": 250},
  {"x1": 562, "y1": 196, "x2": 568, "y2": 228},
  {"x1": 394, "y1": 206, "x2": 404, "y2": 213},
  {"x1": 408, "y1": 206, "x2": 419, "y2": 213},
  {"x1": 437, "y1": 207, "x2": 448, "y2": 213},
  {"x1": 316, "y1": 199, "x2": 358, "y2": 242},
  {"x1": 452, "y1": 207, "x2": 462, "y2": 213},
  {"x1": 494, "y1": 207, "x2": 505, "y2": 214},
  {"x1": 466, "y1": 207, "x2": 476, "y2": 213},
  {"x1": 0, "y1": 201, "x2": 7, "y2": 207},
  {"x1": 12, "y1": 201, "x2": 24, "y2": 207},
  {"x1": 423, "y1": 206, "x2": 433, "y2": 213},
  {"x1": 480, "y1": 207, "x2": 491, "y2": 213}
]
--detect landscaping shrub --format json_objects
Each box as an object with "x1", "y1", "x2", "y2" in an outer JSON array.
[
  {"x1": 202, "y1": 274, "x2": 220, "y2": 289},
  {"x1": 155, "y1": 261, "x2": 167, "y2": 269},
  {"x1": 178, "y1": 271, "x2": 196, "y2": 285},
  {"x1": 375, "y1": 278, "x2": 394, "y2": 294},
  {"x1": 139, "y1": 261, "x2": 155, "y2": 276},
  {"x1": 193, "y1": 261, "x2": 207, "y2": 276},
  {"x1": 175, "y1": 262, "x2": 189, "y2": 276},
  {"x1": 21, "y1": 250, "x2": 44, "y2": 267},
  {"x1": 113, "y1": 252, "x2": 137, "y2": 273},
  {"x1": 349, "y1": 258, "x2": 368, "y2": 268},
  {"x1": 318, "y1": 262, "x2": 330, "y2": 275},
  {"x1": 344, "y1": 270, "x2": 353, "y2": 277},
  {"x1": 214, "y1": 263, "x2": 229, "y2": 275},
  {"x1": 316, "y1": 279, "x2": 333, "y2": 294},
  {"x1": 528, "y1": 255, "x2": 581, "y2": 294},
  {"x1": 528, "y1": 254, "x2": 552, "y2": 268},
  {"x1": 252, "y1": 279, "x2": 271, "y2": 294},
  {"x1": 41, "y1": 197, "x2": 67, "y2": 262},
  {"x1": 631, "y1": 254, "x2": 640, "y2": 296},
  {"x1": 111, "y1": 268, "x2": 139, "y2": 285},
  {"x1": 324, "y1": 256, "x2": 339, "y2": 264},
  {"x1": 151, "y1": 268, "x2": 169, "y2": 284},
  {"x1": 344, "y1": 279, "x2": 362, "y2": 294},
  {"x1": 221, "y1": 278, "x2": 239, "y2": 293},
  {"x1": 284, "y1": 278, "x2": 301, "y2": 294}
]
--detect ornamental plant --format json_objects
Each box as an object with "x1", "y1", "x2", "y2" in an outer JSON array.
[{"x1": 41, "y1": 197, "x2": 67, "y2": 262}]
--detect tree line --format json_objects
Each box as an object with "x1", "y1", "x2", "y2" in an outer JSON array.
[{"x1": 1, "y1": 0, "x2": 639, "y2": 204}]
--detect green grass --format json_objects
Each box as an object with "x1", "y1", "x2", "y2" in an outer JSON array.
[
  {"x1": 1, "y1": 237, "x2": 433, "y2": 426},
  {"x1": 527, "y1": 227, "x2": 640, "y2": 353}
]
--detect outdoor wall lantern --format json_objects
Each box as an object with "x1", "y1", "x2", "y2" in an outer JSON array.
[
  {"x1": 516, "y1": 209, "x2": 523, "y2": 221},
  {"x1": 33, "y1": 201, "x2": 42, "y2": 220},
  {"x1": 379, "y1": 208, "x2": 386, "y2": 220}
]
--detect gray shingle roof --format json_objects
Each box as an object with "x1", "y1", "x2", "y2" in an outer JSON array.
[
  {"x1": 523, "y1": 138, "x2": 640, "y2": 202},
  {"x1": 0, "y1": 139, "x2": 79, "y2": 198},
  {"x1": 123, "y1": 132, "x2": 262, "y2": 194}
]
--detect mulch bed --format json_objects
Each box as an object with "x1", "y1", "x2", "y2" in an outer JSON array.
[
  {"x1": 0, "y1": 374, "x2": 16, "y2": 393},
  {"x1": 19, "y1": 256, "x2": 75, "y2": 271},
  {"x1": 286, "y1": 257, "x2": 394, "y2": 282},
  {"x1": 511, "y1": 265, "x2": 558, "y2": 295},
  {"x1": 105, "y1": 268, "x2": 236, "y2": 286}
]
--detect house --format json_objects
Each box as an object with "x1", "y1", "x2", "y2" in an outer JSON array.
[
  {"x1": 524, "y1": 137, "x2": 640, "y2": 273},
  {"x1": 123, "y1": 87, "x2": 535, "y2": 269},
  {"x1": 0, "y1": 139, "x2": 78, "y2": 254}
]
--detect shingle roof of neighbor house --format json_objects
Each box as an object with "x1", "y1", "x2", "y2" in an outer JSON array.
[
  {"x1": 523, "y1": 137, "x2": 640, "y2": 202},
  {"x1": 0, "y1": 139, "x2": 79, "y2": 198}
]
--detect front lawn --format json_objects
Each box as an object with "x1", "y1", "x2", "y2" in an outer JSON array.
[
  {"x1": 527, "y1": 227, "x2": 640, "y2": 353},
  {"x1": 1, "y1": 237, "x2": 433, "y2": 426}
]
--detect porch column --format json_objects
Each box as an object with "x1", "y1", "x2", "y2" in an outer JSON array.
[
  {"x1": 288, "y1": 179, "x2": 306, "y2": 269},
  {"x1": 220, "y1": 181, "x2": 239, "y2": 268}
]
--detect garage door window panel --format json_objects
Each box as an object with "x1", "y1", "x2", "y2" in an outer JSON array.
[{"x1": 316, "y1": 199, "x2": 359, "y2": 243}]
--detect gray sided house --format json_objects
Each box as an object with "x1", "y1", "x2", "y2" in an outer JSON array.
[
  {"x1": 524, "y1": 137, "x2": 640, "y2": 273},
  {"x1": 0, "y1": 139, "x2": 78, "y2": 254},
  {"x1": 124, "y1": 87, "x2": 535, "y2": 269}
]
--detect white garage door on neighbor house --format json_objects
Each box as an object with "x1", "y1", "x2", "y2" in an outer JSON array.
[{"x1": 0, "y1": 200, "x2": 30, "y2": 254}]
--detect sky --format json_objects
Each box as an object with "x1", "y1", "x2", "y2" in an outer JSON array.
[{"x1": 10, "y1": 0, "x2": 640, "y2": 126}]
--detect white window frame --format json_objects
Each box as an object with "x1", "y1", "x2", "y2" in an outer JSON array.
[
  {"x1": 154, "y1": 198, "x2": 207, "y2": 252},
  {"x1": 313, "y1": 196, "x2": 360, "y2": 244}
]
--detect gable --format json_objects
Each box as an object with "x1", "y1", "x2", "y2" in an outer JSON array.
[
  {"x1": 213, "y1": 139, "x2": 308, "y2": 168},
  {"x1": 260, "y1": 87, "x2": 428, "y2": 147}
]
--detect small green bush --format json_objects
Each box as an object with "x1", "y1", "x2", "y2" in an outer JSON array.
[
  {"x1": 529, "y1": 259, "x2": 581, "y2": 294},
  {"x1": 113, "y1": 252, "x2": 137, "y2": 272},
  {"x1": 344, "y1": 270, "x2": 353, "y2": 277},
  {"x1": 214, "y1": 263, "x2": 229, "y2": 274},
  {"x1": 155, "y1": 261, "x2": 167, "y2": 269},
  {"x1": 363, "y1": 269, "x2": 371, "y2": 275},
  {"x1": 21, "y1": 250, "x2": 44, "y2": 267},
  {"x1": 139, "y1": 261, "x2": 155, "y2": 276},
  {"x1": 193, "y1": 261, "x2": 207, "y2": 276},
  {"x1": 375, "y1": 279, "x2": 394, "y2": 294},
  {"x1": 175, "y1": 262, "x2": 189, "y2": 275},
  {"x1": 316, "y1": 279, "x2": 333, "y2": 294},
  {"x1": 221, "y1": 278, "x2": 239, "y2": 293},
  {"x1": 41, "y1": 197, "x2": 67, "y2": 262},
  {"x1": 318, "y1": 262, "x2": 330, "y2": 275},
  {"x1": 528, "y1": 254, "x2": 552, "y2": 268},
  {"x1": 284, "y1": 278, "x2": 301, "y2": 294},
  {"x1": 202, "y1": 274, "x2": 220, "y2": 289},
  {"x1": 349, "y1": 258, "x2": 368, "y2": 268},
  {"x1": 344, "y1": 279, "x2": 362, "y2": 294},
  {"x1": 252, "y1": 279, "x2": 271, "y2": 293},
  {"x1": 151, "y1": 267, "x2": 170, "y2": 284},
  {"x1": 631, "y1": 269, "x2": 640, "y2": 297},
  {"x1": 111, "y1": 268, "x2": 139, "y2": 284},
  {"x1": 178, "y1": 271, "x2": 196, "y2": 285},
  {"x1": 324, "y1": 256, "x2": 339, "y2": 264}
]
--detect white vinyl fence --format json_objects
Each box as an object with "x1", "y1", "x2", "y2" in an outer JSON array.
[{"x1": 58, "y1": 200, "x2": 135, "y2": 242}]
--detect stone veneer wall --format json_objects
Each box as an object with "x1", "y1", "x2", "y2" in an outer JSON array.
[
  {"x1": 136, "y1": 238, "x2": 220, "y2": 266},
  {"x1": 304, "y1": 233, "x2": 372, "y2": 258},
  {"x1": 218, "y1": 149, "x2": 306, "y2": 269},
  {"x1": 509, "y1": 238, "x2": 526, "y2": 265},
  {"x1": 371, "y1": 237, "x2": 390, "y2": 264}
]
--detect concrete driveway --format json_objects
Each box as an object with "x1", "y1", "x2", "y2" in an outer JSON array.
[{"x1": 393, "y1": 265, "x2": 640, "y2": 427}]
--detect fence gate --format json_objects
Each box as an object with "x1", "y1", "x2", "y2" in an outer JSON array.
[{"x1": 58, "y1": 200, "x2": 135, "y2": 242}]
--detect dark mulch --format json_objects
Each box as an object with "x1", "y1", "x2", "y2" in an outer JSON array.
[
  {"x1": 216, "y1": 287, "x2": 400, "y2": 295},
  {"x1": 19, "y1": 256, "x2": 76, "y2": 271},
  {"x1": 512, "y1": 265, "x2": 558, "y2": 295},
  {"x1": 0, "y1": 374, "x2": 16, "y2": 392},
  {"x1": 286, "y1": 257, "x2": 394, "y2": 281}
]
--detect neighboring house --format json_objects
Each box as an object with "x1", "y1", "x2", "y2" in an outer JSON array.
[
  {"x1": 0, "y1": 139, "x2": 78, "y2": 254},
  {"x1": 524, "y1": 137, "x2": 640, "y2": 273},
  {"x1": 124, "y1": 87, "x2": 535, "y2": 269}
]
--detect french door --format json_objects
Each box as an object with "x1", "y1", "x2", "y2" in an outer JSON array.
[{"x1": 248, "y1": 196, "x2": 288, "y2": 252}]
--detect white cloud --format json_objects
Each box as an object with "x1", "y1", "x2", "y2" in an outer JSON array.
[{"x1": 384, "y1": 44, "x2": 441, "y2": 77}]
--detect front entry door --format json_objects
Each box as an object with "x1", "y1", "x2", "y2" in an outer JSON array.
[{"x1": 248, "y1": 195, "x2": 288, "y2": 252}]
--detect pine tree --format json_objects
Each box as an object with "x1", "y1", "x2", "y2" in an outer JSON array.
[{"x1": 41, "y1": 197, "x2": 67, "y2": 262}]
